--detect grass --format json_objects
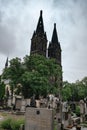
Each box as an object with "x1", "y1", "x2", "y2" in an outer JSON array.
[
  {"x1": 0, "y1": 118, "x2": 25, "y2": 130},
  {"x1": 0, "y1": 112, "x2": 7, "y2": 117},
  {"x1": 0, "y1": 111, "x2": 25, "y2": 130}
]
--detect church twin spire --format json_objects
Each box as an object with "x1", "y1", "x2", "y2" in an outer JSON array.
[
  {"x1": 48, "y1": 23, "x2": 61, "y2": 65},
  {"x1": 30, "y1": 10, "x2": 61, "y2": 65},
  {"x1": 31, "y1": 10, "x2": 47, "y2": 57}
]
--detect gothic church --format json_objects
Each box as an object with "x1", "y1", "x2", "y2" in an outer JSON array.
[{"x1": 30, "y1": 10, "x2": 62, "y2": 67}]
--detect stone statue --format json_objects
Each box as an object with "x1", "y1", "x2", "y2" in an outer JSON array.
[{"x1": 30, "y1": 95, "x2": 36, "y2": 107}]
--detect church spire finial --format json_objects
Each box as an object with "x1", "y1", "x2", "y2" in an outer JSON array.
[{"x1": 40, "y1": 10, "x2": 42, "y2": 16}]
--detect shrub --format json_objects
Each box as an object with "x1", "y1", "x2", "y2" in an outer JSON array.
[
  {"x1": 1, "y1": 118, "x2": 12, "y2": 130},
  {"x1": 75, "y1": 105, "x2": 80, "y2": 116},
  {"x1": 11, "y1": 119, "x2": 24, "y2": 130},
  {"x1": 0, "y1": 118, "x2": 24, "y2": 130}
]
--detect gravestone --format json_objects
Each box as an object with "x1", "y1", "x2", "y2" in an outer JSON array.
[
  {"x1": 84, "y1": 98, "x2": 87, "y2": 121},
  {"x1": 7, "y1": 96, "x2": 12, "y2": 106},
  {"x1": 25, "y1": 107, "x2": 54, "y2": 130},
  {"x1": 15, "y1": 96, "x2": 22, "y2": 110},
  {"x1": 36, "y1": 100, "x2": 40, "y2": 108},
  {"x1": 80, "y1": 100, "x2": 85, "y2": 122},
  {"x1": 25, "y1": 99, "x2": 31, "y2": 106},
  {"x1": 21, "y1": 99, "x2": 26, "y2": 111},
  {"x1": 62, "y1": 101, "x2": 68, "y2": 128}
]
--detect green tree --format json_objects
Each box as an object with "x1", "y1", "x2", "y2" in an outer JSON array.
[
  {"x1": 2, "y1": 57, "x2": 24, "y2": 94},
  {"x1": 22, "y1": 55, "x2": 62, "y2": 98},
  {"x1": 0, "y1": 75, "x2": 5, "y2": 99},
  {"x1": 2, "y1": 55, "x2": 62, "y2": 99},
  {"x1": 62, "y1": 81, "x2": 72, "y2": 101},
  {"x1": 62, "y1": 77, "x2": 87, "y2": 102},
  {"x1": 81, "y1": 77, "x2": 87, "y2": 98}
]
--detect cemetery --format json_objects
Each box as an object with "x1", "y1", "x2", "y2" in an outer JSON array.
[
  {"x1": 0, "y1": 10, "x2": 87, "y2": 130},
  {"x1": 0, "y1": 91, "x2": 87, "y2": 130}
]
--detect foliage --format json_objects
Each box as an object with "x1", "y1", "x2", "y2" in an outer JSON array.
[
  {"x1": 62, "y1": 77, "x2": 87, "y2": 101},
  {"x1": 21, "y1": 71, "x2": 49, "y2": 98},
  {"x1": 2, "y1": 54, "x2": 87, "y2": 101},
  {"x1": 11, "y1": 119, "x2": 24, "y2": 130},
  {"x1": 22, "y1": 55, "x2": 62, "y2": 98},
  {"x1": 0, "y1": 75, "x2": 5, "y2": 100},
  {"x1": 62, "y1": 81, "x2": 72, "y2": 101},
  {"x1": 75, "y1": 105, "x2": 80, "y2": 117},
  {"x1": 2, "y1": 57, "x2": 24, "y2": 85},
  {"x1": 0, "y1": 118, "x2": 24, "y2": 130},
  {"x1": 0, "y1": 118, "x2": 12, "y2": 129},
  {"x1": 2, "y1": 55, "x2": 62, "y2": 99}
]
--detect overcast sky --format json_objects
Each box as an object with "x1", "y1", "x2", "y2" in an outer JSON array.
[{"x1": 0, "y1": 0, "x2": 87, "y2": 82}]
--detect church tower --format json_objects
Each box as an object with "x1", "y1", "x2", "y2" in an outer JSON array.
[
  {"x1": 30, "y1": 10, "x2": 47, "y2": 57},
  {"x1": 48, "y1": 23, "x2": 61, "y2": 66}
]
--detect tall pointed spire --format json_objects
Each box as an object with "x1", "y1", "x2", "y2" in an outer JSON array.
[
  {"x1": 51, "y1": 23, "x2": 59, "y2": 44},
  {"x1": 5, "y1": 57, "x2": 8, "y2": 68},
  {"x1": 30, "y1": 10, "x2": 47, "y2": 57},
  {"x1": 36, "y1": 10, "x2": 44, "y2": 34},
  {"x1": 48, "y1": 23, "x2": 61, "y2": 65}
]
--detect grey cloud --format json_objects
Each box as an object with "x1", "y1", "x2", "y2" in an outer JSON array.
[
  {"x1": 0, "y1": 10, "x2": 2, "y2": 22},
  {"x1": 0, "y1": 0, "x2": 28, "y2": 56},
  {"x1": 0, "y1": 0, "x2": 87, "y2": 82},
  {"x1": 52, "y1": 0, "x2": 87, "y2": 82},
  {"x1": 0, "y1": 25, "x2": 16, "y2": 55}
]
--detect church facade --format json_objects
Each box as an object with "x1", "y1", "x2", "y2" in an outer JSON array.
[{"x1": 30, "y1": 10, "x2": 62, "y2": 67}]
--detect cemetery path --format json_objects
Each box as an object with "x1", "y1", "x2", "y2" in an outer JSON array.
[{"x1": 0, "y1": 111, "x2": 25, "y2": 121}]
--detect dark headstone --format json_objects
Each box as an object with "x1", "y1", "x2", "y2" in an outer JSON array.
[
  {"x1": 30, "y1": 96, "x2": 36, "y2": 107},
  {"x1": 76, "y1": 125, "x2": 81, "y2": 130},
  {"x1": 70, "y1": 103, "x2": 76, "y2": 112}
]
